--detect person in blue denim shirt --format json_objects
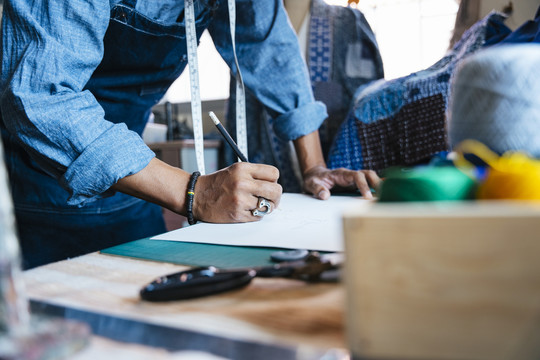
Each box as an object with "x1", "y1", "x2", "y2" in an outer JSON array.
[
  {"x1": 225, "y1": 0, "x2": 384, "y2": 192},
  {"x1": 0, "y1": 0, "x2": 380, "y2": 269}
]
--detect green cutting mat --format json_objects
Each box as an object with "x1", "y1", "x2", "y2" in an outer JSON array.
[{"x1": 101, "y1": 238, "x2": 286, "y2": 268}]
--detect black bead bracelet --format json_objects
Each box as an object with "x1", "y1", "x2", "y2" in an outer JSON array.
[{"x1": 186, "y1": 171, "x2": 200, "y2": 225}]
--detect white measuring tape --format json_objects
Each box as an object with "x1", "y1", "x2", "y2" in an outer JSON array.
[
  {"x1": 184, "y1": 0, "x2": 205, "y2": 174},
  {"x1": 184, "y1": 0, "x2": 248, "y2": 175}
]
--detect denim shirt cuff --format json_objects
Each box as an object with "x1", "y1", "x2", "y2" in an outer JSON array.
[
  {"x1": 61, "y1": 124, "x2": 154, "y2": 206},
  {"x1": 273, "y1": 101, "x2": 328, "y2": 141}
]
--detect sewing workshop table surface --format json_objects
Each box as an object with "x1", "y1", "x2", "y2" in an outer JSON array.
[{"x1": 22, "y1": 252, "x2": 346, "y2": 360}]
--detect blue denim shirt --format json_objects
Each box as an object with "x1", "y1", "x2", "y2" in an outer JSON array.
[
  {"x1": 0, "y1": 0, "x2": 325, "y2": 210},
  {"x1": 225, "y1": 0, "x2": 383, "y2": 192}
]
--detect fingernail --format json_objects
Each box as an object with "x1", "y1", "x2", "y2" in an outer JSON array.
[{"x1": 319, "y1": 190, "x2": 330, "y2": 200}]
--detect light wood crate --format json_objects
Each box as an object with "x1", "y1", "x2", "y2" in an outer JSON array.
[{"x1": 343, "y1": 201, "x2": 540, "y2": 360}]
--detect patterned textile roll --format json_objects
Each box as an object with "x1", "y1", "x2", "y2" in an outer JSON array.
[
  {"x1": 327, "y1": 11, "x2": 510, "y2": 174},
  {"x1": 448, "y1": 44, "x2": 540, "y2": 157}
]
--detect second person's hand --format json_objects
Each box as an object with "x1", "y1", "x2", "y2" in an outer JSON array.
[{"x1": 302, "y1": 165, "x2": 381, "y2": 200}]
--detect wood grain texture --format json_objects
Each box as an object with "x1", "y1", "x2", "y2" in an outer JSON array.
[
  {"x1": 23, "y1": 253, "x2": 345, "y2": 351},
  {"x1": 343, "y1": 201, "x2": 540, "y2": 360}
]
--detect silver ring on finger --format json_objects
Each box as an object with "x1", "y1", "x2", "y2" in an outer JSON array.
[{"x1": 251, "y1": 197, "x2": 272, "y2": 217}]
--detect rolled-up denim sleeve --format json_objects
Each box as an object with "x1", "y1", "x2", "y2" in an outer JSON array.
[
  {"x1": 208, "y1": 0, "x2": 328, "y2": 141},
  {"x1": 0, "y1": 0, "x2": 154, "y2": 206}
]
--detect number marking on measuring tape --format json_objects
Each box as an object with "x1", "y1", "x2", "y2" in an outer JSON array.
[{"x1": 184, "y1": 0, "x2": 206, "y2": 175}]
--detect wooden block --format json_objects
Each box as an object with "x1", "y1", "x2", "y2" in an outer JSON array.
[{"x1": 343, "y1": 201, "x2": 540, "y2": 360}]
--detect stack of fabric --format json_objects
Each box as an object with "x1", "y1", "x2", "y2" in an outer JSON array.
[
  {"x1": 334, "y1": 5, "x2": 540, "y2": 202},
  {"x1": 375, "y1": 10, "x2": 540, "y2": 203},
  {"x1": 327, "y1": 11, "x2": 514, "y2": 173}
]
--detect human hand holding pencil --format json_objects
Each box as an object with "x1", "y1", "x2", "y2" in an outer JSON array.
[{"x1": 201, "y1": 111, "x2": 280, "y2": 219}]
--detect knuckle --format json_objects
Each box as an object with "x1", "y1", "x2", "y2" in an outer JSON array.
[
  {"x1": 229, "y1": 212, "x2": 244, "y2": 223},
  {"x1": 356, "y1": 171, "x2": 367, "y2": 180},
  {"x1": 228, "y1": 161, "x2": 245, "y2": 173},
  {"x1": 230, "y1": 195, "x2": 243, "y2": 209},
  {"x1": 229, "y1": 212, "x2": 241, "y2": 222},
  {"x1": 234, "y1": 178, "x2": 251, "y2": 193},
  {"x1": 365, "y1": 169, "x2": 377, "y2": 176},
  {"x1": 226, "y1": 200, "x2": 245, "y2": 222}
]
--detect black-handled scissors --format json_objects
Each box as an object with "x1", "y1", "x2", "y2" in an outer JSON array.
[{"x1": 140, "y1": 252, "x2": 343, "y2": 302}]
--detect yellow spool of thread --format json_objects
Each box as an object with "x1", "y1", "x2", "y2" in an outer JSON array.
[{"x1": 455, "y1": 140, "x2": 540, "y2": 201}]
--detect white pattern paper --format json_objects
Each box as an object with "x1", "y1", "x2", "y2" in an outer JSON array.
[{"x1": 151, "y1": 193, "x2": 371, "y2": 252}]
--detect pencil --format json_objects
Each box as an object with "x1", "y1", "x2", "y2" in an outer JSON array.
[{"x1": 209, "y1": 111, "x2": 248, "y2": 162}]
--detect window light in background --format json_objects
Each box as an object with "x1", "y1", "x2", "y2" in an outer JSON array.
[
  {"x1": 332, "y1": 0, "x2": 459, "y2": 80},
  {"x1": 161, "y1": 0, "x2": 459, "y2": 102},
  {"x1": 161, "y1": 31, "x2": 231, "y2": 103}
]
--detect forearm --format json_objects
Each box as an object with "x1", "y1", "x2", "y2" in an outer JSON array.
[
  {"x1": 112, "y1": 159, "x2": 283, "y2": 223},
  {"x1": 293, "y1": 130, "x2": 326, "y2": 176},
  {"x1": 112, "y1": 158, "x2": 190, "y2": 216}
]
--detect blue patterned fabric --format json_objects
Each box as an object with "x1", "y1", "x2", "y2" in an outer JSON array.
[
  {"x1": 309, "y1": 1, "x2": 332, "y2": 84},
  {"x1": 489, "y1": 5, "x2": 540, "y2": 45},
  {"x1": 327, "y1": 11, "x2": 511, "y2": 173},
  {"x1": 225, "y1": 0, "x2": 384, "y2": 192}
]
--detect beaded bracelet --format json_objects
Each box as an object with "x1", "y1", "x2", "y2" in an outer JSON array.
[{"x1": 186, "y1": 171, "x2": 200, "y2": 225}]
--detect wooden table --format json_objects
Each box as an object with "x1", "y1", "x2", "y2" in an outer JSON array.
[
  {"x1": 23, "y1": 252, "x2": 347, "y2": 360},
  {"x1": 22, "y1": 199, "x2": 540, "y2": 360},
  {"x1": 72, "y1": 336, "x2": 229, "y2": 360}
]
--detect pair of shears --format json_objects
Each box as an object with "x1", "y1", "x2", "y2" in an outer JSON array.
[{"x1": 140, "y1": 251, "x2": 343, "y2": 302}]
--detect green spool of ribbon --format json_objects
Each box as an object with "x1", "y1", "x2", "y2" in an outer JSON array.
[{"x1": 378, "y1": 166, "x2": 477, "y2": 202}]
